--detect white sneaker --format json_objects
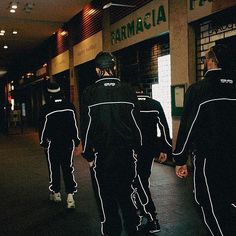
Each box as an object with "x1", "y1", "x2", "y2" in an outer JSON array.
[
  {"x1": 49, "y1": 192, "x2": 62, "y2": 202},
  {"x1": 67, "y1": 193, "x2": 75, "y2": 209}
]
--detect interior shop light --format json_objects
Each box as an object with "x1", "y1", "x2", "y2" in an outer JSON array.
[
  {"x1": 12, "y1": 30, "x2": 18, "y2": 35},
  {"x1": 152, "y1": 55, "x2": 172, "y2": 138},
  {"x1": 3, "y1": 44, "x2": 8, "y2": 49},
  {"x1": 0, "y1": 70, "x2": 7, "y2": 76}
]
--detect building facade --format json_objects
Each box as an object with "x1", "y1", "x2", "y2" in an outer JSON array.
[{"x1": 9, "y1": 0, "x2": 236, "y2": 146}]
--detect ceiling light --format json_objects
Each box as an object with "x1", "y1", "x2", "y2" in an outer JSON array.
[
  {"x1": 103, "y1": 2, "x2": 135, "y2": 9},
  {"x1": 10, "y1": 9, "x2": 16, "y2": 13},
  {"x1": 60, "y1": 30, "x2": 68, "y2": 36},
  {"x1": 4, "y1": 45, "x2": 8, "y2": 49},
  {"x1": 11, "y1": 2, "x2": 18, "y2": 9},
  {"x1": 1, "y1": 30, "x2": 6, "y2": 34},
  {"x1": 12, "y1": 30, "x2": 18, "y2": 35},
  {"x1": 0, "y1": 32, "x2": 4, "y2": 36}
]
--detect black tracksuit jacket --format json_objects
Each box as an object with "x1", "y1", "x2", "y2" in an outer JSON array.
[
  {"x1": 137, "y1": 95, "x2": 172, "y2": 156},
  {"x1": 80, "y1": 77, "x2": 143, "y2": 235},
  {"x1": 173, "y1": 69, "x2": 236, "y2": 235},
  {"x1": 39, "y1": 98, "x2": 80, "y2": 148},
  {"x1": 80, "y1": 77, "x2": 142, "y2": 161},
  {"x1": 173, "y1": 69, "x2": 236, "y2": 167},
  {"x1": 38, "y1": 97, "x2": 80, "y2": 194}
]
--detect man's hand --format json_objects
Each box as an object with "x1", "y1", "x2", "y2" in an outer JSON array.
[
  {"x1": 88, "y1": 161, "x2": 94, "y2": 167},
  {"x1": 175, "y1": 165, "x2": 188, "y2": 178},
  {"x1": 158, "y1": 152, "x2": 167, "y2": 163},
  {"x1": 73, "y1": 143, "x2": 83, "y2": 157}
]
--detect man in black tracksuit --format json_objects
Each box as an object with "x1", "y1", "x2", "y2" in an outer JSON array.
[
  {"x1": 80, "y1": 52, "x2": 142, "y2": 236},
  {"x1": 173, "y1": 44, "x2": 236, "y2": 235},
  {"x1": 135, "y1": 91, "x2": 172, "y2": 234},
  {"x1": 39, "y1": 81, "x2": 81, "y2": 209}
]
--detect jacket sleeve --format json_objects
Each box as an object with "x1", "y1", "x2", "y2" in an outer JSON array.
[
  {"x1": 129, "y1": 86, "x2": 143, "y2": 152},
  {"x1": 38, "y1": 107, "x2": 48, "y2": 148},
  {"x1": 80, "y1": 89, "x2": 95, "y2": 162},
  {"x1": 173, "y1": 84, "x2": 199, "y2": 165},
  {"x1": 156, "y1": 102, "x2": 172, "y2": 154},
  {"x1": 71, "y1": 104, "x2": 80, "y2": 147}
]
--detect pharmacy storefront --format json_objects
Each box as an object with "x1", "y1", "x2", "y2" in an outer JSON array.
[
  {"x1": 188, "y1": 0, "x2": 236, "y2": 81},
  {"x1": 110, "y1": 0, "x2": 172, "y2": 137}
]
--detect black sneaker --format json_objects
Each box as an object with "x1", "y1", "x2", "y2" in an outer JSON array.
[{"x1": 146, "y1": 220, "x2": 161, "y2": 234}]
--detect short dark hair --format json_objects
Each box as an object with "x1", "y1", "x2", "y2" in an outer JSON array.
[
  {"x1": 210, "y1": 44, "x2": 232, "y2": 71},
  {"x1": 95, "y1": 51, "x2": 117, "y2": 78},
  {"x1": 95, "y1": 51, "x2": 116, "y2": 69}
]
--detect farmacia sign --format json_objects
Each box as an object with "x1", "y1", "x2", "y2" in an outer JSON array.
[{"x1": 111, "y1": 5, "x2": 166, "y2": 45}]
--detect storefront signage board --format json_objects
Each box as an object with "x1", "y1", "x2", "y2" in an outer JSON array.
[
  {"x1": 110, "y1": 0, "x2": 168, "y2": 52},
  {"x1": 36, "y1": 66, "x2": 47, "y2": 77},
  {"x1": 188, "y1": 0, "x2": 236, "y2": 23},
  {"x1": 73, "y1": 31, "x2": 103, "y2": 66},
  {"x1": 51, "y1": 50, "x2": 69, "y2": 75}
]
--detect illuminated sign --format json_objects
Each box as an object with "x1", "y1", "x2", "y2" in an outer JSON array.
[
  {"x1": 73, "y1": 31, "x2": 102, "y2": 66},
  {"x1": 111, "y1": 5, "x2": 166, "y2": 45},
  {"x1": 51, "y1": 50, "x2": 69, "y2": 75},
  {"x1": 110, "y1": 0, "x2": 168, "y2": 52}
]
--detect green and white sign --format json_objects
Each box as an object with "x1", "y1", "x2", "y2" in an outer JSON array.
[{"x1": 110, "y1": 0, "x2": 168, "y2": 52}]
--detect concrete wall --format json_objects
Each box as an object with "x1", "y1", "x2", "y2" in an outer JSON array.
[{"x1": 169, "y1": 0, "x2": 196, "y2": 149}]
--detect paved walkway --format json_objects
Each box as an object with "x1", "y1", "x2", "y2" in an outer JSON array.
[{"x1": 0, "y1": 130, "x2": 206, "y2": 236}]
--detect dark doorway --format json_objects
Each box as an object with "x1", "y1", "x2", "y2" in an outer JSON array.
[
  {"x1": 216, "y1": 35, "x2": 236, "y2": 73},
  {"x1": 76, "y1": 60, "x2": 97, "y2": 107},
  {"x1": 53, "y1": 70, "x2": 70, "y2": 101}
]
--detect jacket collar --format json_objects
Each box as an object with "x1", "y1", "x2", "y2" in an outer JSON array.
[
  {"x1": 204, "y1": 68, "x2": 222, "y2": 77},
  {"x1": 95, "y1": 77, "x2": 120, "y2": 83}
]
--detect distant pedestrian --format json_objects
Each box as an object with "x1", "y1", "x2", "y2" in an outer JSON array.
[
  {"x1": 80, "y1": 51, "x2": 142, "y2": 236},
  {"x1": 134, "y1": 89, "x2": 172, "y2": 234},
  {"x1": 173, "y1": 44, "x2": 236, "y2": 235},
  {"x1": 39, "y1": 80, "x2": 81, "y2": 209}
]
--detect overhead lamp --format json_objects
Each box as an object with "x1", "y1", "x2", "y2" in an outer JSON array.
[
  {"x1": 103, "y1": 2, "x2": 135, "y2": 9},
  {"x1": 10, "y1": 9, "x2": 16, "y2": 13},
  {"x1": 4, "y1": 44, "x2": 8, "y2": 49},
  {"x1": 60, "y1": 30, "x2": 68, "y2": 36},
  {"x1": 0, "y1": 32, "x2": 4, "y2": 36},
  {"x1": 12, "y1": 30, "x2": 18, "y2": 35},
  {"x1": 11, "y1": 2, "x2": 18, "y2": 9}
]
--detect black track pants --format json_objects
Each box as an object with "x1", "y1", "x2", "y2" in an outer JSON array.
[
  {"x1": 46, "y1": 142, "x2": 77, "y2": 194},
  {"x1": 90, "y1": 148, "x2": 139, "y2": 236}
]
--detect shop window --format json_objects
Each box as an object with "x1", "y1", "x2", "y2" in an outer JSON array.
[
  {"x1": 196, "y1": 8, "x2": 236, "y2": 81},
  {"x1": 152, "y1": 55, "x2": 172, "y2": 138}
]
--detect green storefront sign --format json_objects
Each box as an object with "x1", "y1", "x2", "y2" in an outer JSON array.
[
  {"x1": 189, "y1": 0, "x2": 214, "y2": 10},
  {"x1": 111, "y1": 5, "x2": 166, "y2": 45}
]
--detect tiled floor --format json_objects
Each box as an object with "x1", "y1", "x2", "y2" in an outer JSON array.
[{"x1": 0, "y1": 130, "x2": 206, "y2": 236}]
